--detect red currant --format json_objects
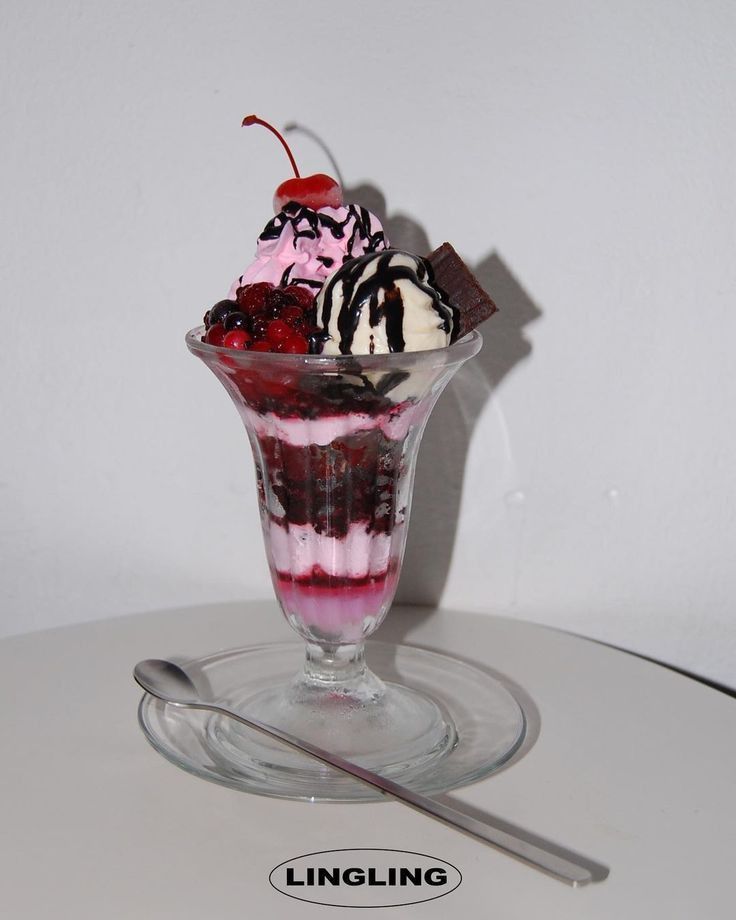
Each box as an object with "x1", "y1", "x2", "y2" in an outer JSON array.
[
  {"x1": 280, "y1": 306, "x2": 304, "y2": 327},
  {"x1": 251, "y1": 340, "x2": 271, "y2": 352},
  {"x1": 281, "y1": 334, "x2": 309, "y2": 354},
  {"x1": 223, "y1": 329, "x2": 251, "y2": 350},
  {"x1": 266, "y1": 319, "x2": 291, "y2": 344}
]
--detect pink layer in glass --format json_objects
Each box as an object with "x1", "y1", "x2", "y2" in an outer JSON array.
[{"x1": 274, "y1": 566, "x2": 400, "y2": 642}]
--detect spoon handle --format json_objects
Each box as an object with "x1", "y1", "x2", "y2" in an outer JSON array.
[{"x1": 185, "y1": 700, "x2": 595, "y2": 887}]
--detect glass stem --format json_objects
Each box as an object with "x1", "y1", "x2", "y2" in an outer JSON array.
[{"x1": 303, "y1": 641, "x2": 367, "y2": 687}]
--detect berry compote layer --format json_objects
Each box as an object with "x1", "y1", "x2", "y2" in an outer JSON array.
[{"x1": 192, "y1": 330, "x2": 434, "y2": 645}]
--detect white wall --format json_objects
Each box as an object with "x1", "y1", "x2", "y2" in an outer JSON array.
[{"x1": 2, "y1": 0, "x2": 734, "y2": 687}]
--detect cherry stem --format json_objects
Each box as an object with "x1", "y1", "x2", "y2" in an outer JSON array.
[
  {"x1": 242, "y1": 114, "x2": 300, "y2": 178},
  {"x1": 284, "y1": 122, "x2": 345, "y2": 188}
]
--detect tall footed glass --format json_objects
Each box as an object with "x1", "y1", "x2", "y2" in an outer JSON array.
[{"x1": 186, "y1": 326, "x2": 482, "y2": 798}]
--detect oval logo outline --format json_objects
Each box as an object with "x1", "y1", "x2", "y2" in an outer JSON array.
[{"x1": 269, "y1": 847, "x2": 463, "y2": 908}]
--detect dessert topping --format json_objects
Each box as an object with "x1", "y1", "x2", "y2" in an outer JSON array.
[
  {"x1": 426, "y1": 242, "x2": 498, "y2": 337},
  {"x1": 229, "y1": 202, "x2": 388, "y2": 295},
  {"x1": 203, "y1": 282, "x2": 316, "y2": 354},
  {"x1": 314, "y1": 250, "x2": 455, "y2": 355},
  {"x1": 242, "y1": 114, "x2": 343, "y2": 212}
]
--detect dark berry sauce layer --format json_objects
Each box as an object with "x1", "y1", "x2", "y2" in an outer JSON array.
[
  {"x1": 256, "y1": 430, "x2": 405, "y2": 538},
  {"x1": 274, "y1": 564, "x2": 397, "y2": 589}
]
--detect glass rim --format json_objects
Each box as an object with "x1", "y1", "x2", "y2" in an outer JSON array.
[{"x1": 185, "y1": 325, "x2": 482, "y2": 369}]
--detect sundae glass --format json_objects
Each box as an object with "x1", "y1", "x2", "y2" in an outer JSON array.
[
  {"x1": 140, "y1": 117, "x2": 524, "y2": 800},
  {"x1": 186, "y1": 322, "x2": 481, "y2": 792}
]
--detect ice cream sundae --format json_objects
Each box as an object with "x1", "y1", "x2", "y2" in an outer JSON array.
[{"x1": 189, "y1": 115, "x2": 497, "y2": 645}]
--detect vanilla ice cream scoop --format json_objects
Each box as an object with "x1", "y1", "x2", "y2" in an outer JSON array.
[{"x1": 315, "y1": 250, "x2": 456, "y2": 355}]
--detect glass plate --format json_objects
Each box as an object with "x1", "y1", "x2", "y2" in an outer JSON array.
[{"x1": 138, "y1": 641, "x2": 527, "y2": 802}]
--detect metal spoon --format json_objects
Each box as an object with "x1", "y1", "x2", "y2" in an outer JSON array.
[{"x1": 134, "y1": 658, "x2": 602, "y2": 887}]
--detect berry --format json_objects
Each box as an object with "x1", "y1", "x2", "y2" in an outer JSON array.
[
  {"x1": 266, "y1": 319, "x2": 291, "y2": 345},
  {"x1": 282, "y1": 333, "x2": 309, "y2": 354},
  {"x1": 267, "y1": 289, "x2": 291, "y2": 314},
  {"x1": 224, "y1": 311, "x2": 249, "y2": 332},
  {"x1": 203, "y1": 310, "x2": 211, "y2": 328},
  {"x1": 206, "y1": 280, "x2": 320, "y2": 356},
  {"x1": 205, "y1": 323, "x2": 227, "y2": 346},
  {"x1": 282, "y1": 285, "x2": 315, "y2": 309},
  {"x1": 251, "y1": 316, "x2": 270, "y2": 340},
  {"x1": 281, "y1": 306, "x2": 304, "y2": 327},
  {"x1": 238, "y1": 282, "x2": 273, "y2": 314},
  {"x1": 209, "y1": 299, "x2": 239, "y2": 327},
  {"x1": 223, "y1": 329, "x2": 251, "y2": 350},
  {"x1": 241, "y1": 114, "x2": 343, "y2": 213}
]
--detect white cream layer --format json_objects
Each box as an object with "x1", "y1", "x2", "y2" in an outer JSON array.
[
  {"x1": 241, "y1": 405, "x2": 419, "y2": 447},
  {"x1": 268, "y1": 521, "x2": 396, "y2": 578}
]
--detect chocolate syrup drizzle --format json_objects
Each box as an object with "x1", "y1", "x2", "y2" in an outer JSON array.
[{"x1": 317, "y1": 250, "x2": 455, "y2": 355}]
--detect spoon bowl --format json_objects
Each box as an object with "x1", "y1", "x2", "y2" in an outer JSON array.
[{"x1": 135, "y1": 659, "x2": 203, "y2": 707}]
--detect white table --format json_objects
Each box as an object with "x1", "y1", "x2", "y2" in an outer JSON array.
[{"x1": 2, "y1": 601, "x2": 734, "y2": 918}]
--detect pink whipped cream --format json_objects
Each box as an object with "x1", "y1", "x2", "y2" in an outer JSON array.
[
  {"x1": 228, "y1": 202, "x2": 388, "y2": 296},
  {"x1": 268, "y1": 522, "x2": 396, "y2": 579},
  {"x1": 239, "y1": 403, "x2": 423, "y2": 448}
]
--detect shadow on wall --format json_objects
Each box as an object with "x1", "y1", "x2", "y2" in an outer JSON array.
[{"x1": 346, "y1": 184, "x2": 543, "y2": 615}]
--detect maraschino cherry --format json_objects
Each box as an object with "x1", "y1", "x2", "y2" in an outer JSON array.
[{"x1": 242, "y1": 114, "x2": 343, "y2": 213}]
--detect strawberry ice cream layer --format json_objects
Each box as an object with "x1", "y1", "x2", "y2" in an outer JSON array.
[
  {"x1": 268, "y1": 521, "x2": 397, "y2": 579},
  {"x1": 276, "y1": 569, "x2": 399, "y2": 642},
  {"x1": 241, "y1": 404, "x2": 419, "y2": 447}
]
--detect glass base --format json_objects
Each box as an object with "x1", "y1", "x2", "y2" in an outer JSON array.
[
  {"x1": 138, "y1": 641, "x2": 527, "y2": 802},
  {"x1": 207, "y1": 677, "x2": 456, "y2": 795}
]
